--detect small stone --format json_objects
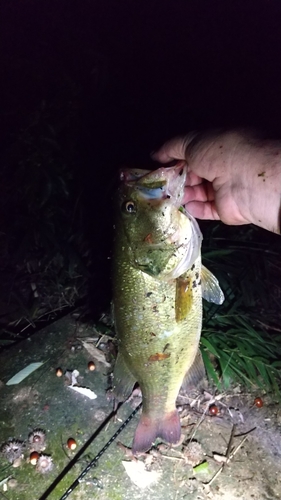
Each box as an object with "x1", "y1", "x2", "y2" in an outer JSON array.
[{"x1": 94, "y1": 409, "x2": 106, "y2": 422}]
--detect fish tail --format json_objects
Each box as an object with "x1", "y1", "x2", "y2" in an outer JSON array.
[{"x1": 132, "y1": 410, "x2": 181, "y2": 454}]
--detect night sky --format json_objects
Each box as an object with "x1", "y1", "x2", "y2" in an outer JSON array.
[{"x1": 1, "y1": 0, "x2": 281, "y2": 313}]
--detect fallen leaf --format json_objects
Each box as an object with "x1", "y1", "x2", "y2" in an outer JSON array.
[
  {"x1": 193, "y1": 461, "x2": 209, "y2": 473},
  {"x1": 0, "y1": 476, "x2": 12, "y2": 487},
  {"x1": 213, "y1": 453, "x2": 227, "y2": 463},
  {"x1": 68, "y1": 385, "x2": 97, "y2": 399},
  {"x1": 6, "y1": 362, "x2": 44, "y2": 385},
  {"x1": 80, "y1": 340, "x2": 111, "y2": 368},
  {"x1": 122, "y1": 460, "x2": 161, "y2": 488}
]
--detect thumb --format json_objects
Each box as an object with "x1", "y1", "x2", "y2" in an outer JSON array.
[{"x1": 151, "y1": 136, "x2": 192, "y2": 163}]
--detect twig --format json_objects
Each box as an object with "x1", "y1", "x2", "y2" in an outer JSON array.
[
  {"x1": 160, "y1": 454, "x2": 184, "y2": 462},
  {"x1": 204, "y1": 426, "x2": 255, "y2": 487},
  {"x1": 228, "y1": 435, "x2": 248, "y2": 461},
  {"x1": 187, "y1": 392, "x2": 225, "y2": 444},
  {"x1": 257, "y1": 320, "x2": 281, "y2": 333},
  {"x1": 225, "y1": 424, "x2": 236, "y2": 460},
  {"x1": 205, "y1": 424, "x2": 236, "y2": 486},
  {"x1": 187, "y1": 404, "x2": 209, "y2": 444}
]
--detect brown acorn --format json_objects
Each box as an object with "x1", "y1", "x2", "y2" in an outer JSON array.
[
  {"x1": 30, "y1": 451, "x2": 40, "y2": 465},
  {"x1": 67, "y1": 438, "x2": 77, "y2": 450},
  {"x1": 254, "y1": 397, "x2": 263, "y2": 408},
  {"x1": 209, "y1": 404, "x2": 219, "y2": 416}
]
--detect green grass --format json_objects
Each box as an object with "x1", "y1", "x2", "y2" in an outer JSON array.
[{"x1": 201, "y1": 225, "x2": 281, "y2": 395}]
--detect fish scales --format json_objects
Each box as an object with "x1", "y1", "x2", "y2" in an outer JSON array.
[
  {"x1": 114, "y1": 251, "x2": 202, "y2": 413},
  {"x1": 112, "y1": 164, "x2": 224, "y2": 454}
]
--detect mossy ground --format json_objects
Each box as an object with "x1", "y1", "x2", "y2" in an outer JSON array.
[{"x1": 0, "y1": 315, "x2": 281, "y2": 500}]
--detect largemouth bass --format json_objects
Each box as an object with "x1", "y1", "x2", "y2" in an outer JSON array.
[{"x1": 112, "y1": 163, "x2": 224, "y2": 454}]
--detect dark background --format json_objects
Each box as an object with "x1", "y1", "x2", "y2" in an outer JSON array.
[
  {"x1": 2, "y1": 0, "x2": 281, "y2": 152},
  {"x1": 1, "y1": 0, "x2": 281, "y2": 322}
]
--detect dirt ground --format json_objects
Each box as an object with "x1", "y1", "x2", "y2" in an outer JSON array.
[{"x1": 0, "y1": 315, "x2": 280, "y2": 500}]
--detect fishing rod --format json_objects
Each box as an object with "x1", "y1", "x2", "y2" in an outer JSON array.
[{"x1": 38, "y1": 402, "x2": 142, "y2": 500}]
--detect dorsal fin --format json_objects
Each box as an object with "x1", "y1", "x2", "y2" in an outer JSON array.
[{"x1": 181, "y1": 349, "x2": 206, "y2": 391}]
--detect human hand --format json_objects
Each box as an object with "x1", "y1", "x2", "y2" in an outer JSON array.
[{"x1": 153, "y1": 130, "x2": 281, "y2": 233}]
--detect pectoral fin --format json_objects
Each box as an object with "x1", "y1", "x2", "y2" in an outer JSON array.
[
  {"x1": 113, "y1": 351, "x2": 137, "y2": 402},
  {"x1": 201, "y1": 265, "x2": 224, "y2": 304},
  {"x1": 175, "y1": 276, "x2": 193, "y2": 322}
]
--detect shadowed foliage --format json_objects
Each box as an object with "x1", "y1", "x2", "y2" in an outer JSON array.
[{"x1": 201, "y1": 223, "x2": 281, "y2": 395}]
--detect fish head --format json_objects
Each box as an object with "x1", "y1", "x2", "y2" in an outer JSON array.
[{"x1": 116, "y1": 164, "x2": 203, "y2": 279}]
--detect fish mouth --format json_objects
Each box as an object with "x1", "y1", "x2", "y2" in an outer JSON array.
[{"x1": 120, "y1": 163, "x2": 187, "y2": 206}]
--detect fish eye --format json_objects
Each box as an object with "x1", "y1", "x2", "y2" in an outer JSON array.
[{"x1": 122, "y1": 200, "x2": 136, "y2": 214}]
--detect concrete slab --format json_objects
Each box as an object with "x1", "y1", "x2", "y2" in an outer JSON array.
[{"x1": 0, "y1": 315, "x2": 280, "y2": 500}]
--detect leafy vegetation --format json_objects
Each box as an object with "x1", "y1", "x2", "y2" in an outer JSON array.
[{"x1": 201, "y1": 224, "x2": 281, "y2": 395}]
